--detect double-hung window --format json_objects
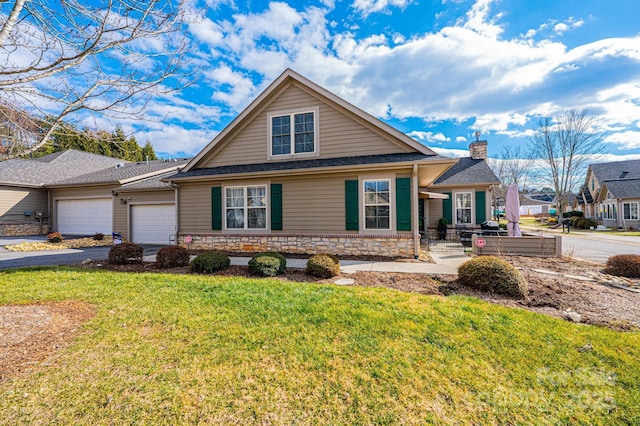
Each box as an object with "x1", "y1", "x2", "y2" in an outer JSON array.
[
  {"x1": 225, "y1": 186, "x2": 267, "y2": 230},
  {"x1": 269, "y1": 108, "x2": 318, "y2": 157},
  {"x1": 623, "y1": 202, "x2": 639, "y2": 220},
  {"x1": 364, "y1": 179, "x2": 390, "y2": 230},
  {"x1": 455, "y1": 192, "x2": 472, "y2": 224}
]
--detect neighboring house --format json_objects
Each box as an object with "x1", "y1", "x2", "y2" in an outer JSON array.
[
  {"x1": 167, "y1": 69, "x2": 499, "y2": 258},
  {"x1": 0, "y1": 150, "x2": 124, "y2": 235},
  {"x1": 580, "y1": 159, "x2": 640, "y2": 229},
  {"x1": 0, "y1": 149, "x2": 189, "y2": 243}
]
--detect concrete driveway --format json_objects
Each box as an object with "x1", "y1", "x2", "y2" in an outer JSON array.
[{"x1": 0, "y1": 238, "x2": 164, "y2": 271}]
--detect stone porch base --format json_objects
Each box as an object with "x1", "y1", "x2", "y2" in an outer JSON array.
[
  {"x1": 0, "y1": 222, "x2": 46, "y2": 236},
  {"x1": 179, "y1": 233, "x2": 416, "y2": 258}
]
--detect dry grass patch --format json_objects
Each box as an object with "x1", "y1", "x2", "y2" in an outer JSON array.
[{"x1": 5, "y1": 236, "x2": 114, "y2": 252}]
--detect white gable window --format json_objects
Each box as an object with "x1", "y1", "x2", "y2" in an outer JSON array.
[
  {"x1": 623, "y1": 202, "x2": 639, "y2": 220},
  {"x1": 363, "y1": 179, "x2": 390, "y2": 230},
  {"x1": 268, "y1": 107, "x2": 319, "y2": 159},
  {"x1": 455, "y1": 192, "x2": 472, "y2": 224},
  {"x1": 225, "y1": 185, "x2": 267, "y2": 230}
]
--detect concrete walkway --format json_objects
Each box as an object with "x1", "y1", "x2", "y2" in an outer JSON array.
[{"x1": 143, "y1": 251, "x2": 469, "y2": 275}]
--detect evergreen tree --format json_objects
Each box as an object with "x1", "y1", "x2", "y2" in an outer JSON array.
[{"x1": 141, "y1": 141, "x2": 158, "y2": 161}]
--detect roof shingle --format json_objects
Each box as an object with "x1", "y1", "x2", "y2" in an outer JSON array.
[{"x1": 431, "y1": 157, "x2": 499, "y2": 186}]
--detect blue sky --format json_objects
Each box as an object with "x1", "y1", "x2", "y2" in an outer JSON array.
[{"x1": 119, "y1": 0, "x2": 640, "y2": 161}]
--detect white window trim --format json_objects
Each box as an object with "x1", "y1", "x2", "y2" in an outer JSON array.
[
  {"x1": 267, "y1": 106, "x2": 320, "y2": 160},
  {"x1": 223, "y1": 184, "x2": 268, "y2": 231},
  {"x1": 363, "y1": 178, "x2": 392, "y2": 231},
  {"x1": 454, "y1": 191, "x2": 474, "y2": 225},
  {"x1": 623, "y1": 202, "x2": 639, "y2": 220}
]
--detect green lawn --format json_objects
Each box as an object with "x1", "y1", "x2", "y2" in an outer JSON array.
[{"x1": 1, "y1": 268, "x2": 639, "y2": 425}]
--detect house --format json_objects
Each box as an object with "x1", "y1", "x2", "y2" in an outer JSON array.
[
  {"x1": 0, "y1": 150, "x2": 124, "y2": 235},
  {"x1": 0, "y1": 149, "x2": 189, "y2": 243},
  {"x1": 167, "y1": 69, "x2": 499, "y2": 258},
  {"x1": 580, "y1": 159, "x2": 640, "y2": 229}
]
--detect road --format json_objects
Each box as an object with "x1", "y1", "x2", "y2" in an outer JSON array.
[{"x1": 523, "y1": 228, "x2": 640, "y2": 264}]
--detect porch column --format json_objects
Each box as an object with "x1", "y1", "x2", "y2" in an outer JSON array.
[{"x1": 412, "y1": 164, "x2": 420, "y2": 258}]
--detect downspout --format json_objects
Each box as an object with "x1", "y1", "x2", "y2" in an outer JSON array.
[
  {"x1": 412, "y1": 164, "x2": 420, "y2": 259},
  {"x1": 173, "y1": 182, "x2": 179, "y2": 244}
]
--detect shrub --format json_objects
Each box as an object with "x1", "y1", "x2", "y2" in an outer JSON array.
[
  {"x1": 548, "y1": 217, "x2": 558, "y2": 224},
  {"x1": 574, "y1": 217, "x2": 597, "y2": 229},
  {"x1": 156, "y1": 245, "x2": 190, "y2": 269},
  {"x1": 306, "y1": 253, "x2": 340, "y2": 278},
  {"x1": 190, "y1": 251, "x2": 230, "y2": 274},
  {"x1": 259, "y1": 252, "x2": 286, "y2": 273},
  {"x1": 93, "y1": 232, "x2": 105, "y2": 241},
  {"x1": 604, "y1": 254, "x2": 640, "y2": 278},
  {"x1": 562, "y1": 211, "x2": 584, "y2": 218},
  {"x1": 47, "y1": 232, "x2": 64, "y2": 244},
  {"x1": 248, "y1": 255, "x2": 281, "y2": 277},
  {"x1": 108, "y1": 242, "x2": 143, "y2": 265},
  {"x1": 248, "y1": 252, "x2": 287, "y2": 277},
  {"x1": 438, "y1": 218, "x2": 449, "y2": 226},
  {"x1": 458, "y1": 256, "x2": 528, "y2": 299}
]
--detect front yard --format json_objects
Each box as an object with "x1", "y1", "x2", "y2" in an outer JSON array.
[{"x1": 1, "y1": 268, "x2": 638, "y2": 424}]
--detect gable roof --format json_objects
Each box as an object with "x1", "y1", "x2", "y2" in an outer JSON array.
[
  {"x1": 589, "y1": 159, "x2": 640, "y2": 182},
  {"x1": 601, "y1": 178, "x2": 640, "y2": 199},
  {"x1": 0, "y1": 150, "x2": 126, "y2": 187},
  {"x1": 431, "y1": 157, "x2": 500, "y2": 186},
  {"x1": 182, "y1": 68, "x2": 435, "y2": 173},
  {"x1": 49, "y1": 158, "x2": 189, "y2": 187},
  {"x1": 170, "y1": 153, "x2": 442, "y2": 181}
]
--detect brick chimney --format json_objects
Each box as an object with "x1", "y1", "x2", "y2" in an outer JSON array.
[{"x1": 469, "y1": 131, "x2": 487, "y2": 159}]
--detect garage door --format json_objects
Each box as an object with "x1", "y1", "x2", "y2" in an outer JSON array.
[
  {"x1": 57, "y1": 198, "x2": 113, "y2": 235},
  {"x1": 131, "y1": 204, "x2": 175, "y2": 244}
]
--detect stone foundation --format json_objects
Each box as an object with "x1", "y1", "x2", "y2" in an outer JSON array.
[
  {"x1": 179, "y1": 233, "x2": 416, "y2": 258},
  {"x1": 0, "y1": 222, "x2": 46, "y2": 236}
]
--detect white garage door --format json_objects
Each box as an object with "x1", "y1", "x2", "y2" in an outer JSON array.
[
  {"x1": 57, "y1": 198, "x2": 113, "y2": 235},
  {"x1": 131, "y1": 204, "x2": 175, "y2": 244}
]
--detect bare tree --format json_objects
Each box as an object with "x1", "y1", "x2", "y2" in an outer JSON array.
[
  {"x1": 529, "y1": 107, "x2": 605, "y2": 216},
  {"x1": 0, "y1": 0, "x2": 192, "y2": 158},
  {"x1": 488, "y1": 145, "x2": 537, "y2": 205}
]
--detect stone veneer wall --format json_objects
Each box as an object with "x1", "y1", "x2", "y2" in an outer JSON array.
[
  {"x1": 0, "y1": 222, "x2": 46, "y2": 236},
  {"x1": 179, "y1": 233, "x2": 416, "y2": 258}
]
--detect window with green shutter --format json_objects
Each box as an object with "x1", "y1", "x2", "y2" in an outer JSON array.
[
  {"x1": 396, "y1": 177, "x2": 411, "y2": 231},
  {"x1": 475, "y1": 190, "x2": 486, "y2": 224},
  {"x1": 211, "y1": 187, "x2": 222, "y2": 230},
  {"x1": 345, "y1": 180, "x2": 359, "y2": 230}
]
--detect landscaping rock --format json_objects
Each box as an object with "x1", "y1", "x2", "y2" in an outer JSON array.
[
  {"x1": 335, "y1": 278, "x2": 355, "y2": 285},
  {"x1": 563, "y1": 310, "x2": 582, "y2": 323}
]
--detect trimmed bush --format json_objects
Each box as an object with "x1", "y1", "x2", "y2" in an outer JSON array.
[
  {"x1": 47, "y1": 232, "x2": 64, "y2": 244},
  {"x1": 156, "y1": 245, "x2": 190, "y2": 269},
  {"x1": 604, "y1": 254, "x2": 640, "y2": 278},
  {"x1": 562, "y1": 211, "x2": 584, "y2": 218},
  {"x1": 108, "y1": 242, "x2": 143, "y2": 265},
  {"x1": 458, "y1": 256, "x2": 528, "y2": 299},
  {"x1": 258, "y1": 252, "x2": 286, "y2": 273},
  {"x1": 93, "y1": 232, "x2": 105, "y2": 241},
  {"x1": 306, "y1": 253, "x2": 340, "y2": 278},
  {"x1": 190, "y1": 251, "x2": 230, "y2": 274},
  {"x1": 248, "y1": 256, "x2": 280, "y2": 277},
  {"x1": 574, "y1": 217, "x2": 597, "y2": 229}
]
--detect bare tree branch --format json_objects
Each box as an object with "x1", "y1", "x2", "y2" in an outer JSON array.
[
  {"x1": 0, "y1": 0, "x2": 195, "y2": 158},
  {"x1": 529, "y1": 107, "x2": 605, "y2": 216}
]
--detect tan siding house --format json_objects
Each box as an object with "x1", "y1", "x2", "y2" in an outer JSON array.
[{"x1": 169, "y1": 69, "x2": 499, "y2": 258}]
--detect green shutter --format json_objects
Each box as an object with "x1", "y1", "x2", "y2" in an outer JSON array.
[
  {"x1": 396, "y1": 177, "x2": 411, "y2": 231},
  {"x1": 443, "y1": 192, "x2": 452, "y2": 224},
  {"x1": 475, "y1": 190, "x2": 486, "y2": 224},
  {"x1": 345, "y1": 180, "x2": 359, "y2": 230},
  {"x1": 211, "y1": 187, "x2": 222, "y2": 230},
  {"x1": 271, "y1": 183, "x2": 283, "y2": 230}
]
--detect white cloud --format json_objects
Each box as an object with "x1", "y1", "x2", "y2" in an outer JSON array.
[
  {"x1": 455, "y1": 136, "x2": 467, "y2": 142},
  {"x1": 351, "y1": 0, "x2": 413, "y2": 16},
  {"x1": 408, "y1": 131, "x2": 450, "y2": 143},
  {"x1": 553, "y1": 18, "x2": 584, "y2": 35},
  {"x1": 428, "y1": 146, "x2": 470, "y2": 158},
  {"x1": 136, "y1": 125, "x2": 214, "y2": 156},
  {"x1": 604, "y1": 131, "x2": 640, "y2": 150}
]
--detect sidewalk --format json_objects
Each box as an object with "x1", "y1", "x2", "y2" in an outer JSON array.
[
  {"x1": 143, "y1": 252, "x2": 470, "y2": 275},
  {"x1": 521, "y1": 225, "x2": 640, "y2": 246}
]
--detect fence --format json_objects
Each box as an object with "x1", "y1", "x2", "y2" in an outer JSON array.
[
  {"x1": 471, "y1": 233, "x2": 562, "y2": 257},
  {"x1": 425, "y1": 228, "x2": 465, "y2": 251}
]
